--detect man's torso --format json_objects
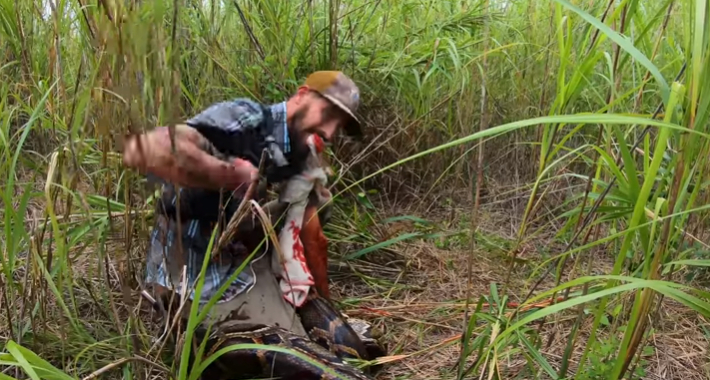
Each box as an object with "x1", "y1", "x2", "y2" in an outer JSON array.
[{"x1": 144, "y1": 99, "x2": 304, "y2": 305}]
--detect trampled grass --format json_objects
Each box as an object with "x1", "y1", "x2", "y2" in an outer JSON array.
[{"x1": 1, "y1": 0, "x2": 710, "y2": 379}]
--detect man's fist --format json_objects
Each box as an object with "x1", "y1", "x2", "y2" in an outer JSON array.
[{"x1": 122, "y1": 124, "x2": 257, "y2": 190}]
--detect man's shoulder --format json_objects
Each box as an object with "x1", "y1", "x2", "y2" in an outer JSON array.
[
  {"x1": 186, "y1": 97, "x2": 269, "y2": 132},
  {"x1": 229, "y1": 97, "x2": 268, "y2": 114}
]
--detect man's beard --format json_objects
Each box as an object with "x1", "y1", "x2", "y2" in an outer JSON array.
[{"x1": 286, "y1": 107, "x2": 313, "y2": 162}]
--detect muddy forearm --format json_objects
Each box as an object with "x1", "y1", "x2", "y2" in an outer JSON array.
[{"x1": 122, "y1": 125, "x2": 255, "y2": 190}]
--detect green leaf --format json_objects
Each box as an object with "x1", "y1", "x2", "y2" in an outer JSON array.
[
  {"x1": 3, "y1": 341, "x2": 74, "y2": 380},
  {"x1": 551, "y1": 0, "x2": 670, "y2": 106},
  {"x1": 518, "y1": 331, "x2": 559, "y2": 380},
  {"x1": 380, "y1": 215, "x2": 433, "y2": 225},
  {"x1": 345, "y1": 232, "x2": 424, "y2": 260}
]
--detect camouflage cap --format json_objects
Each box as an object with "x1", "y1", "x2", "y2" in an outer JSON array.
[{"x1": 303, "y1": 71, "x2": 362, "y2": 138}]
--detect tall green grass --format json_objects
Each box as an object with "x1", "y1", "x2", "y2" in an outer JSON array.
[{"x1": 1, "y1": 0, "x2": 710, "y2": 379}]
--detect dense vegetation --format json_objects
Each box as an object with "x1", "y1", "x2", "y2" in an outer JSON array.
[{"x1": 1, "y1": 0, "x2": 709, "y2": 379}]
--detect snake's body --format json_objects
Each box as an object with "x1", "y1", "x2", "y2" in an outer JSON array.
[
  {"x1": 160, "y1": 133, "x2": 386, "y2": 379},
  {"x1": 194, "y1": 292, "x2": 386, "y2": 380}
]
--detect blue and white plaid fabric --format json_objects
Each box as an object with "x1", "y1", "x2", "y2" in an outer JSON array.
[{"x1": 144, "y1": 100, "x2": 289, "y2": 304}]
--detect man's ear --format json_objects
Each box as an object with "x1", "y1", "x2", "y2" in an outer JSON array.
[{"x1": 294, "y1": 86, "x2": 312, "y2": 104}]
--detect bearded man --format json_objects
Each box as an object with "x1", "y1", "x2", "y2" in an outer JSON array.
[{"x1": 122, "y1": 71, "x2": 362, "y2": 333}]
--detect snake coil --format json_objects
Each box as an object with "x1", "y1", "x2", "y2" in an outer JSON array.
[{"x1": 192, "y1": 291, "x2": 387, "y2": 380}]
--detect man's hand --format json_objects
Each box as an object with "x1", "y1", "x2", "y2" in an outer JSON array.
[{"x1": 122, "y1": 124, "x2": 257, "y2": 190}]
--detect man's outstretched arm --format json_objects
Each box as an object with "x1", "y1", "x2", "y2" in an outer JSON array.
[{"x1": 122, "y1": 124, "x2": 257, "y2": 190}]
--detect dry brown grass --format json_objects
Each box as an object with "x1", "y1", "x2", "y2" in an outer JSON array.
[{"x1": 325, "y1": 199, "x2": 710, "y2": 380}]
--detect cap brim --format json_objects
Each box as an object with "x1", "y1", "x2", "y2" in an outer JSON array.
[{"x1": 321, "y1": 94, "x2": 363, "y2": 139}]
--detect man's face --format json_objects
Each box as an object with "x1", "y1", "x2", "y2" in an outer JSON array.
[{"x1": 289, "y1": 89, "x2": 349, "y2": 145}]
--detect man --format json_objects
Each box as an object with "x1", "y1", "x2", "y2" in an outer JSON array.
[{"x1": 122, "y1": 71, "x2": 362, "y2": 333}]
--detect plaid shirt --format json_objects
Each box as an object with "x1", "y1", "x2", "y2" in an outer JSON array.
[{"x1": 144, "y1": 100, "x2": 290, "y2": 304}]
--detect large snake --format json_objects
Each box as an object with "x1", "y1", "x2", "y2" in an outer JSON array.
[
  {"x1": 150, "y1": 192, "x2": 387, "y2": 379},
  {"x1": 150, "y1": 127, "x2": 387, "y2": 379},
  {"x1": 191, "y1": 290, "x2": 387, "y2": 380},
  {"x1": 168, "y1": 189, "x2": 387, "y2": 380}
]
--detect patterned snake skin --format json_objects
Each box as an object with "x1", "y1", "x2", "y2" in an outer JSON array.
[{"x1": 193, "y1": 291, "x2": 387, "y2": 380}]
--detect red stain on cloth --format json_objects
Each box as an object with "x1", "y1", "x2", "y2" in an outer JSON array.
[{"x1": 289, "y1": 220, "x2": 314, "y2": 283}]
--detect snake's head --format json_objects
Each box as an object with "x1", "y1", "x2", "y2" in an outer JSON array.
[{"x1": 343, "y1": 317, "x2": 388, "y2": 358}]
